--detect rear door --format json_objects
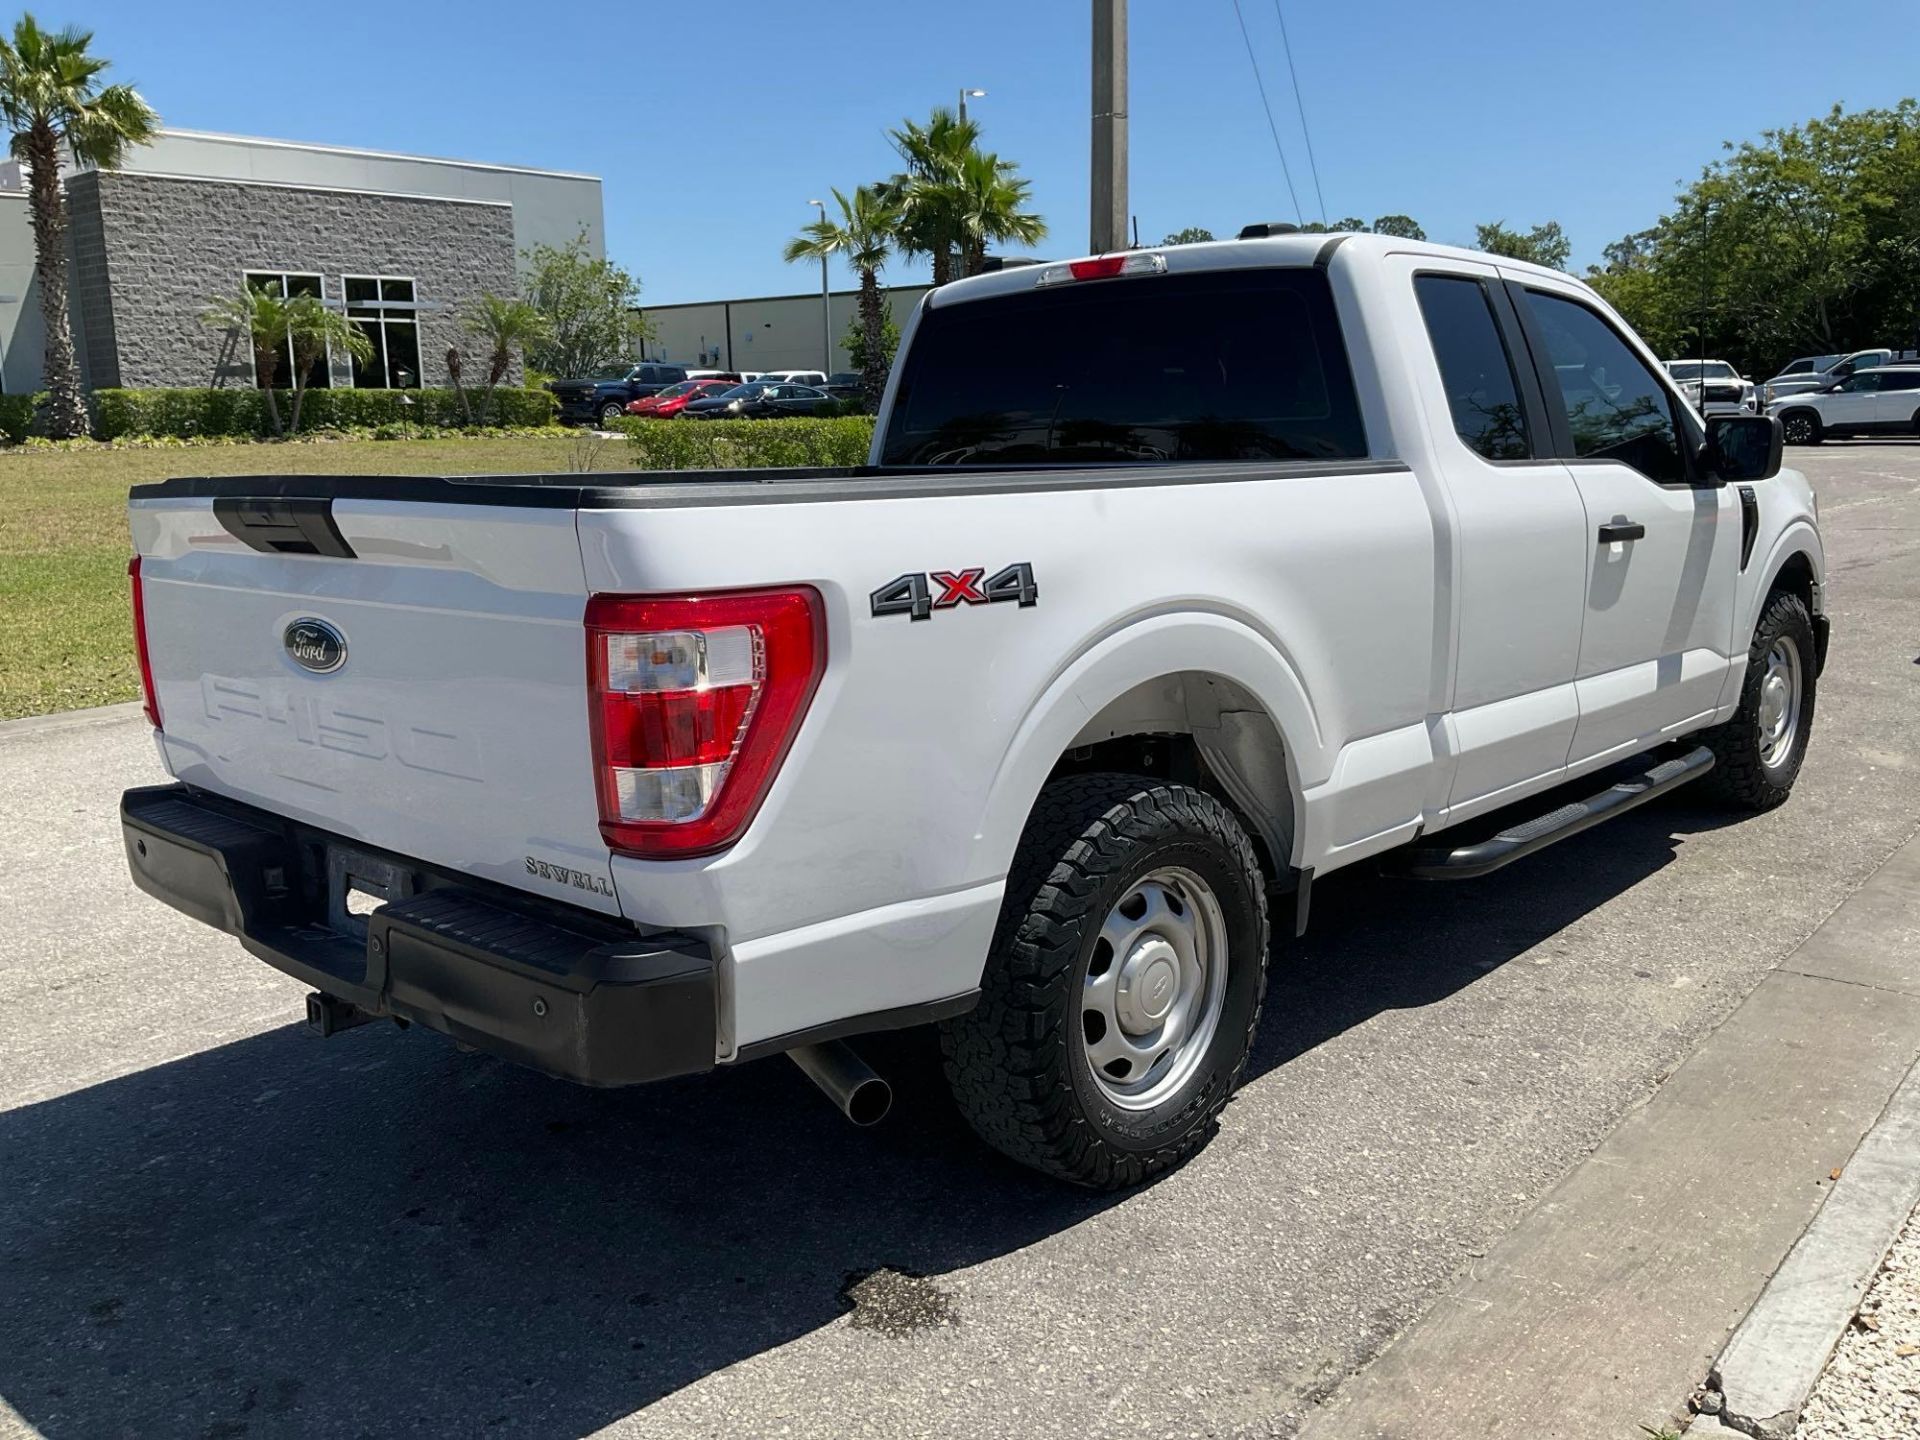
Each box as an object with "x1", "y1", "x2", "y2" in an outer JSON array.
[
  {"x1": 1509, "y1": 280, "x2": 1741, "y2": 771},
  {"x1": 128, "y1": 491, "x2": 619, "y2": 914},
  {"x1": 1875, "y1": 369, "x2": 1920, "y2": 429},
  {"x1": 1390, "y1": 256, "x2": 1588, "y2": 821}
]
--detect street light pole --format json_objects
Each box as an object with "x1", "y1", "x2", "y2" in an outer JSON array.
[
  {"x1": 809, "y1": 198, "x2": 831, "y2": 373},
  {"x1": 959, "y1": 87, "x2": 986, "y2": 125},
  {"x1": 1090, "y1": 0, "x2": 1128, "y2": 254}
]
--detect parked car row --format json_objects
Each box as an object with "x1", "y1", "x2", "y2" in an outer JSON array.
[
  {"x1": 548, "y1": 362, "x2": 857, "y2": 425},
  {"x1": 1759, "y1": 348, "x2": 1893, "y2": 405}
]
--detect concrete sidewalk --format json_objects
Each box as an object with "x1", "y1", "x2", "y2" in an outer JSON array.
[{"x1": 1298, "y1": 831, "x2": 1920, "y2": 1440}]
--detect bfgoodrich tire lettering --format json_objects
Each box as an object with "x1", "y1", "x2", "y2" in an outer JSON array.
[
  {"x1": 1702, "y1": 589, "x2": 1817, "y2": 810},
  {"x1": 940, "y1": 774, "x2": 1269, "y2": 1188}
]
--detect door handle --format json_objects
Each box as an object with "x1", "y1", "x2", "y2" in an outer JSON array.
[{"x1": 1597, "y1": 521, "x2": 1646, "y2": 544}]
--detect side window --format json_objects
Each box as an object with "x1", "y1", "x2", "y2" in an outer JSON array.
[
  {"x1": 1413, "y1": 274, "x2": 1530, "y2": 461},
  {"x1": 1840, "y1": 372, "x2": 1882, "y2": 393},
  {"x1": 1521, "y1": 290, "x2": 1687, "y2": 484},
  {"x1": 1881, "y1": 372, "x2": 1920, "y2": 392}
]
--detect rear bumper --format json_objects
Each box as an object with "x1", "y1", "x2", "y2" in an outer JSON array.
[{"x1": 121, "y1": 784, "x2": 717, "y2": 1087}]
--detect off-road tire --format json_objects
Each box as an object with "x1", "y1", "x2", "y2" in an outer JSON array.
[
  {"x1": 941, "y1": 775, "x2": 1269, "y2": 1189},
  {"x1": 1702, "y1": 589, "x2": 1817, "y2": 810}
]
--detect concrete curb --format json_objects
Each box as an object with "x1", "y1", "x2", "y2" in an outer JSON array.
[
  {"x1": 0, "y1": 701, "x2": 145, "y2": 742},
  {"x1": 1702, "y1": 1056, "x2": 1920, "y2": 1438}
]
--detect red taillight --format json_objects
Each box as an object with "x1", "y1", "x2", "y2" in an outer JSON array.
[
  {"x1": 586, "y1": 587, "x2": 824, "y2": 859},
  {"x1": 129, "y1": 556, "x2": 161, "y2": 730}
]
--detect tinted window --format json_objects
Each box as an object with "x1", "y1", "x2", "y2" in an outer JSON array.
[
  {"x1": 1414, "y1": 275, "x2": 1530, "y2": 461},
  {"x1": 878, "y1": 269, "x2": 1365, "y2": 465},
  {"x1": 1839, "y1": 372, "x2": 1884, "y2": 392},
  {"x1": 1880, "y1": 371, "x2": 1920, "y2": 392},
  {"x1": 1522, "y1": 290, "x2": 1686, "y2": 484}
]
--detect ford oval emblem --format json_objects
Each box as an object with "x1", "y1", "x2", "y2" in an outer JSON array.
[{"x1": 284, "y1": 618, "x2": 347, "y2": 674}]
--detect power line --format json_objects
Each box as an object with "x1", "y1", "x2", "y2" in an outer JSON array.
[
  {"x1": 1271, "y1": 0, "x2": 1327, "y2": 226},
  {"x1": 1229, "y1": 0, "x2": 1303, "y2": 226}
]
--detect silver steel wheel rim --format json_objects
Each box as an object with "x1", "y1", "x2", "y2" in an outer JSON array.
[
  {"x1": 1757, "y1": 634, "x2": 1804, "y2": 769},
  {"x1": 1081, "y1": 866, "x2": 1230, "y2": 1111}
]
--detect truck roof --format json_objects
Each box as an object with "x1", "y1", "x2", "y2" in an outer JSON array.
[{"x1": 928, "y1": 231, "x2": 1580, "y2": 309}]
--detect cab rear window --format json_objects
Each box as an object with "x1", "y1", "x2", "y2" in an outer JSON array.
[{"x1": 878, "y1": 268, "x2": 1366, "y2": 466}]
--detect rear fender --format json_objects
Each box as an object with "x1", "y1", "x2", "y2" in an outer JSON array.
[{"x1": 970, "y1": 611, "x2": 1323, "y2": 881}]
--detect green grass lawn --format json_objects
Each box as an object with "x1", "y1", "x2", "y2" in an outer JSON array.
[{"x1": 0, "y1": 435, "x2": 618, "y2": 720}]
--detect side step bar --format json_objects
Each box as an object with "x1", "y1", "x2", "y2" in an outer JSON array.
[{"x1": 1384, "y1": 745, "x2": 1716, "y2": 880}]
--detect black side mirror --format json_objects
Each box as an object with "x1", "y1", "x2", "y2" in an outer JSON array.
[{"x1": 1705, "y1": 414, "x2": 1782, "y2": 483}]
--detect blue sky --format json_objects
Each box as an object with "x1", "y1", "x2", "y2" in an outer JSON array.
[{"x1": 62, "y1": 1, "x2": 1920, "y2": 305}]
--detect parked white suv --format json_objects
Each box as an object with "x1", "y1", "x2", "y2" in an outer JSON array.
[
  {"x1": 1665, "y1": 359, "x2": 1754, "y2": 416},
  {"x1": 121, "y1": 234, "x2": 1826, "y2": 1188},
  {"x1": 1768, "y1": 362, "x2": 1920, "y2": 444}
]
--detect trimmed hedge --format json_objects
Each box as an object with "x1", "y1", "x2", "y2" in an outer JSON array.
[
  {"x1": 91, "y1": 386, "x2": 557, "y2": 439},
  {"x1": 0, "y1": 392, "x2": 41, "y2": 443},
  {"x1": 621, "y1": 416, "x2": 877, "y2": 471}
]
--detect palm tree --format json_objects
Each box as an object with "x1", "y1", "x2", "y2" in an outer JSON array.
[
  {"x1": 879, "y1": 107, "x2": 979, "y2": 287},
  {"x1": 282, "y1": 293, "x2": 370, "y2": 435},
  {"x1": 951, "y1": 149, "x2": 1047, "y2": 277},
  {"x1": 202, "y1": 285, "x2": 296, "y2": 437},
  {"x1": 201, "y1": 285, "x2": 370, "y2": 437},
  {"x1": 0, "y1": 16, "x2": 157, "y2": 437},
  {"x1": 784, "y1": 186, "x2": 897, "y2": 405},
  {"x1": 463, "y1": 293, "x2": 551, "y2": 424}
]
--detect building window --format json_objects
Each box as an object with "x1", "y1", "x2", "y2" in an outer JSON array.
[
  {"x1": 241, "y1": 270, "x2": 330, "y2": 390},
  {"x1": 344, "y1": 275, "x2": 422, "y2": 389}
]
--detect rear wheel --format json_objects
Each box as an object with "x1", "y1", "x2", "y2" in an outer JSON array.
[
  {"x1": 1780, "y1": 410, "x2": 1822, "y2": 445},
  {"x1": 941, "y1": 775, "x2": 1269, "y2": 1189},
  {"x1": 1702, "y1": 589, "x2": 1816, "y2": 810}
]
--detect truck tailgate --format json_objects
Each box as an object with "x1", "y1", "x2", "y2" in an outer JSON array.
[{"x1": 129, "y1": 493, "x2": 618, "y2": 915}]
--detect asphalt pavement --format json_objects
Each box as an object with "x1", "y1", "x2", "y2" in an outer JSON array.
[{"x1": 3, "y1": 443, "x2": 1919, "y2": 1440}]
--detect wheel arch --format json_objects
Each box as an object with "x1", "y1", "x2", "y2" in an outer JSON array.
[
  {"x1": 1750, "y1": 524, "x2": 1827, "y2": 673},
  {"x1": 971, "y1": 612, "x2": 1322, "y2": 887}
]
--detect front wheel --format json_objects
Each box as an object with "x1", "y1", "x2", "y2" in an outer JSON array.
[
  {"x1": 598, "y1": 400, "x2": 625, "y2": 427},
  {"x1": 1702, "y1": 589, "x2": 1817, "y2": 810},
  {"x1": 941, "y1": 775, "x2": 1269, "y2": 1189},
  {"x1": 1780, "y1": 410, "x2": 1822, "y2": 446}
]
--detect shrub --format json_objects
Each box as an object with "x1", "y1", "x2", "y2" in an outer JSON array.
[
  {"x1": 622, "y1": 416, "x2": 876, "y2": 472},
  {"x1": 0, "y1": 392, "x2": 42, "y2": 442},
  {"x1": 89, "y1": 386, "x2": 558, "y2": 439}
]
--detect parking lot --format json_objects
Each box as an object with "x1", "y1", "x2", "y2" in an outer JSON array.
[{"x1": 2, "y1": 441, "x2": 1918, "y2": 1440}]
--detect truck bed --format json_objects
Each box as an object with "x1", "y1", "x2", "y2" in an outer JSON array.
[{"x1": 129, "y1": 457, "x2": 1402, "y2": 510}]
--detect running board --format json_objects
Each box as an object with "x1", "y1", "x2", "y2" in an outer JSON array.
[{"x1": 1383, "y1": 745, "x2": 1716, "y2": 880}]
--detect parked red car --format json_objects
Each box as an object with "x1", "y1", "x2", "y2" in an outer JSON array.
[{"x1": 625, "y1": 379, "x2": 738, "y2": 418}]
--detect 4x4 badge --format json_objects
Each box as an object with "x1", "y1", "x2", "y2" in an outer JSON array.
[{"x1": 870, "y1": 563, "x2": 1038, "y2": 622}]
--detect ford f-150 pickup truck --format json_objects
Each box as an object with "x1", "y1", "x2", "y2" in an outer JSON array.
[{"x1": 122, "y1": 234, "x2": 1827, "y2": 1188}]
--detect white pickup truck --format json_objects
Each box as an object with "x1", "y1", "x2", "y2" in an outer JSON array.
[{"x1": 123, "y1": 234, "x2": 1827, "y2": 1188}]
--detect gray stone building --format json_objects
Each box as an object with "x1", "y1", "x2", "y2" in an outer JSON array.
[{"x1": 0, "y1": 128, "x2": 603, "y2": 394}]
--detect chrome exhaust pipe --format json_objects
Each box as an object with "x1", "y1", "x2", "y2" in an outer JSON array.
[{"x1": 787, "y1": 1040, "x2": 892, "y2": 1126}]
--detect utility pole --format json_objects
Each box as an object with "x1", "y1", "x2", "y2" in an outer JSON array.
[
  {"x1": 1090, "y1": 0, "x2": 1128, "y2": 254},
  {"x1": 809, "y1": 198, "x2": 831, "y2": 372}
]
